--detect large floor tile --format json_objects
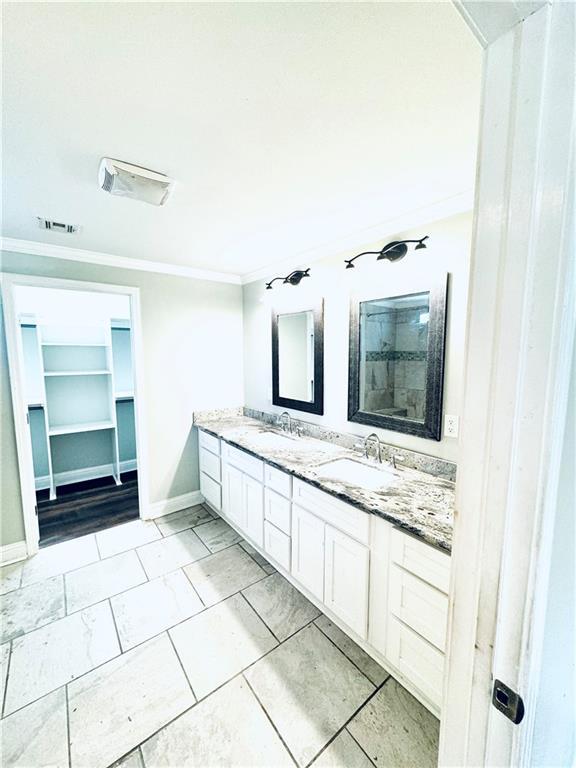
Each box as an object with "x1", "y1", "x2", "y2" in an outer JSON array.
[
  {"x1": 239, "y1": 539, "x2": 271, "y2": 569},
  {"x1": 68, "y1": 633, "x2": 194, "y2": 768},
  {"x1": 311, "y1": 730, "x2": 374, "y2": 768},
  {"x1": 1, "y1": 641, "x2": 10, "y2": 710},
  {"x1": 136, "y1": 529, "x2": 209, "y2": 579},
  {"x1": 111, "y1": 750, "x2": 144, "y2": 768},
  {"x1": 111, "y1": 570, "x2": 204, "y2": 650},
  {"x1": 243, "y1": 572, "x2": 320, "y2": 641},
  {"x1": 169, "y1": 593, "x2": 277, "y2": 699},
  {"x1": 21, "y1": 535, "x2": 99, "y2": 587},
  {"x1": 245, "y1": 623, "x2": 374, "y2": 766},
  {"x1": 347, "y1": 678, "x2": 439, "y2": 768},
  {"x1": 0, "y1": 688, "x2": 68, "y2": 768},
  {"x1": 65, "y1": 550, "x2": 147, "y2": 614},
  {"x1": 0, "y1": 562, "x2": 23, "y2": 596},
  {"x1": 141, "y1": 676, "x2": 293, "y2": 767},
  {"x1": 183, "y1": 544, "x2": 266, "y2": 606},
  {"x1": 315, "y1": 615, "x2": 388, "y2": 686},
  {"x1": 193, "y1": 517, "x2": 241, "y2": 553},
  {"x1": 4, "y1": 601, "x2": 120, "y2": 715},
  {"x1": 155, "y1": 505, "x2": 213, "y2": 537},
  {"x1": 96, "y1": 519, "x2": 161, "y2": 559},
  {"x1": 0, "y1": 575, "x2": 65, "y2": 644}
]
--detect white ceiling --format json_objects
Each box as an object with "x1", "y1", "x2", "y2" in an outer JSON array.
[{"x1": 2, "y1": 2, "x2": 482, "y2": 279}]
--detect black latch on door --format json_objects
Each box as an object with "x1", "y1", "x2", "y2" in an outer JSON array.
[{"x1": 492, "y1": 679, "x2": 525, "y2": 724}]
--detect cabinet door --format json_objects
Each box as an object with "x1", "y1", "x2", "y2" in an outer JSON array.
[
  {"x1": 291, "y1": 504, "x2": 325, "y2": 601},
  {"x1": 324, "y1": 525, "x2": 370, "y2": 639},
  {"x1": 243, "y1": 474, "x2": 264, "y2": 547},
  {"x1": 226, "y1": 464, "x2": 244, "y2": 529}
]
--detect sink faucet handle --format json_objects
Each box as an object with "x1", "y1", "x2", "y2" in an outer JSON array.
[{"x1": 391, "y1": 453, "x2": 406, "y2": 469}]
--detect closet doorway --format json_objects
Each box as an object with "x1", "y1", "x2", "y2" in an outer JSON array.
[{"x1": 2, "y1": 275, "x2": 149, "y2": 553}]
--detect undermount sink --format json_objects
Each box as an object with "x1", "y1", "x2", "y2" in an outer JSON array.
[
  {"x1": 314, "y1": 458, "x2": 398, "y2": 490},
  {"x1": 249, "y1": 431, "x2": 300, "y2": 449}
]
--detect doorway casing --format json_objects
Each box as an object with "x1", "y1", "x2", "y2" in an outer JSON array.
[{"x1": 2, "y1": 274, "x2": 151, "y2": 557}]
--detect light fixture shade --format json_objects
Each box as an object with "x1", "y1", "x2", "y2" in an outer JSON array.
[{"x1": 98, "y1": 158, "x2": 174, "y2": 206}]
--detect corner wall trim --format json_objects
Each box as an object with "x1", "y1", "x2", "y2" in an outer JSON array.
[
  {"x1": 0, "y1": 238, "x2": 242, "y2": 286},
  {"x1": 1, "y1": 540, "x2": 28, "y2": 566},
  {"x1": 145, "y1": 490, "x2": 204, "y2": 520}
]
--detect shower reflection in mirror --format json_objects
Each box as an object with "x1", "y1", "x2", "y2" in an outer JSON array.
[{"x1": 348, "y1": 277, "x2": 448, "y2": 440}]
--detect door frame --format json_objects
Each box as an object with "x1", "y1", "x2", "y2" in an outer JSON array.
[
  {"x1": 441, "y1": 2, "x2": 575, "y2": 765},
  {"x1": 1, "y1": 273, "x2": 151, "y2": 556}
]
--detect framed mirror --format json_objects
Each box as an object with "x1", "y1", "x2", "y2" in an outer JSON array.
[
  {"x1": 348, "y1": 276, "x2": 448, "y2": 440},
  {"x1": 272, "y1": 301, "x2": 324, "y2": 415}
]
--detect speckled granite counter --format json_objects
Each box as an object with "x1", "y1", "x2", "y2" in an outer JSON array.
[{"x1": 194, "y1": 415, "x2": 454, "y2": 553}]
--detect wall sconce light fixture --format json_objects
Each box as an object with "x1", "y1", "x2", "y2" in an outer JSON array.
[
  {"x1": 344, "y1": 236, "x2": 429, "y2": 269},
  {"x1": 265, "y1": 268, "x2": 310, "y2": 290}
]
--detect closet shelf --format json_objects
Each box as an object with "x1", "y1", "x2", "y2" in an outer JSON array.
[
  {"x1": 44, "y1": 370, "x2": 112, "y2": 377},
  {"x1": 48, "y1": 420, "x2": 115, "y2": 437},
  {"x1": 41, "y1": 342, "x2": 108, "y2": 347}
]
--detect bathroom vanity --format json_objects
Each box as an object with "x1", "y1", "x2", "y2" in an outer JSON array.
[{"x1": 195, "y1": 416, "x2": 453, "y2": 718}]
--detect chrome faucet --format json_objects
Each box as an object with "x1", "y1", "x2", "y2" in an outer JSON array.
[
  {"x1": 279, "y1": 412, "x2": 292, "y2": 434},
  {"x1": 364, "y1": 433, "x2": 382, "y2": 463}
]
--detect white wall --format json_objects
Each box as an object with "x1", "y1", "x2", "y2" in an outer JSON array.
[{"x1": 243, "y1": 212, "x2": 472, "y2": 463}]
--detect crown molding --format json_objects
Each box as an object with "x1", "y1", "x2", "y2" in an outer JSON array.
[
  {"x1": 0, "y1": 238, "x2": 242, "y2": 285},
  {"x1": 240, "y1": 190, "x2": 475, "y2": 285}
]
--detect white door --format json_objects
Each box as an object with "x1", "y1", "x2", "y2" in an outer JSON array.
[
  {"x1": 324, "y1": 525, "x2": 370, "y2": 639},
  {"x1": 243, "y1": 473, "x2": 264, "y2": 547},
  {"x1": 291, "y1": 504, "x2": 325, "y2": 601},
  {"x1": 225, "y1": 464, "x2": 244, "y2": 529}
]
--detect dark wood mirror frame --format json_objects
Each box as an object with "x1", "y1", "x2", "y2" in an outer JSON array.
[
  {"x1": 348, "y1": 275, "x2": 448, "y2": 440},
  {"x1": 272, "y1": 300, "x2": 324, "y2": 415}
]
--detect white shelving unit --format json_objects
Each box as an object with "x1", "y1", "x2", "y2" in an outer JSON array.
[{"x1": 22, "y1": 319, "x2": 123, "y2": 500}]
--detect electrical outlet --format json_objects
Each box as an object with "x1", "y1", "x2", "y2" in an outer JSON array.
[{"x1": 444, "y1": 414, "x2": 459, "y2": 438}]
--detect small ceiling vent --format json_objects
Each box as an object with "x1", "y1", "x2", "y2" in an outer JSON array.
[
  {"x1": 37, "y1": 218, "x2": 79, "y2": 234},
  {"x1": 98, "y1": 158, "x2": 174, "y2": 206}
]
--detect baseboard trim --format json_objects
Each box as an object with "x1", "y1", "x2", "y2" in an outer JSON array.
[
  {"x1": 145, "y1": 490, "x2": 204, "y2": 520},
  {"x1": 1, "y1": 540, "x2": 28, "y2": 566},
  {"x1": 35, "y1": 460, "x2": 138, "y2": 491}
]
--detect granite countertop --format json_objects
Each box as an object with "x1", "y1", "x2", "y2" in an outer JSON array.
[{"x1": 194, "y1": 415, "x2": 454, "y2": 553}]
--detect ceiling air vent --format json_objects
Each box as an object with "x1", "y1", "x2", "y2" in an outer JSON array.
[
  {"x1": 37, "y1": 218, "x2": 79, "y2": 234},
  {"x1": 98, "y1": 158, "x2": 174, "y2": 206}
]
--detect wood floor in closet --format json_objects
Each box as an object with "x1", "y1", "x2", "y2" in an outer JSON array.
[{"x1": 37, "y1": 472, "x2": 139, "y2": 547}]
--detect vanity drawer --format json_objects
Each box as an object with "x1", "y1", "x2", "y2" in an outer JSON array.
[
  {"x1": 292, "y1": 479, "x2": 370, "y2": 545},
  {"x1": 388, "y1": 564, "x2": 448, "y2": 651},
  {"x1": 200, "y1": 471, "x2": 222, "y2": 512},
  {"x1": 198, "y1": 429, "x2": 220, "y2": 456},
  {"x1": 264, "y1": 488, "x2": 291, "y2": 535},
  {"x1": 264, "y1": 465, "x2": 292, "y2": 498},
  {"x1": 386, "y1": 616, "x2": 444, "y2": 710},
  {"x1": 390, "y1": 528, "x2": 450, "y2": 594},
  {"x1": 264, "y1": 520, "x2": 291, "y2": 571},
  {"x1": 199, "y1": 447, "x2": 221, "y2": 483},
  {"x1": 226, "y1": 445, "x2": 264, "y2": 482}
]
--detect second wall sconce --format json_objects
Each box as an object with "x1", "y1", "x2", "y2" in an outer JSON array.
[
  {"x1": 344, "y1": 235, "x2": 429, "y2": 269},
  {"x1": 265, "y1": 268, "x2": 310, "y2": 290}
]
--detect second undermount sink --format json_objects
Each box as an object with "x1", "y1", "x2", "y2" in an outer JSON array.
[{"x1": 314, "y1": 458, "x2": 398, "y2": 491}]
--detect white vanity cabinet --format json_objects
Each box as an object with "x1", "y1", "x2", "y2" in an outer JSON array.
[
  {"x1": 369, "y1": 516, "x2": 450, "y2": 712},
  {"x1": 199, "y1": 431, "x2": 222, "y2": 512},
  {"x1": 221, "y1": 443, "x2": 265, "y2": 547},
  {"x1": 197, "y1": 427, "x2": 451, "y2": 716},
  {"x1": 291, "y1": 479, "x2": 370, "y2": 639}
]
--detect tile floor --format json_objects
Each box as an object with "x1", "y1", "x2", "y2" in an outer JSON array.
[{"x1": 0, "y1": 505, "x2": 439, "y2": 768}]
